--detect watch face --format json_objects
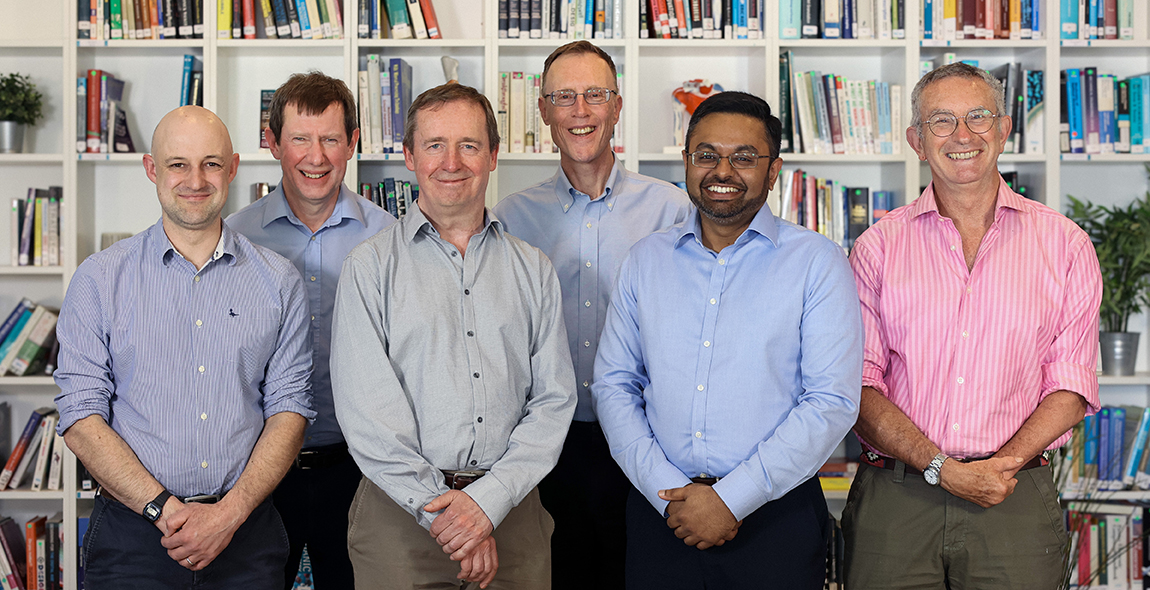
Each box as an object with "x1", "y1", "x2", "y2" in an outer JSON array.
[
  {"x1": 144, "y1": 503, "x2": 160, "y2": 522},
  {"x1": 924, "y1": 469, "x2": 939, "y2": 486}
]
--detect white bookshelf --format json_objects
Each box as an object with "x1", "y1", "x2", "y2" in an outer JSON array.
[{"x1": 2, "y1": 0, "x2": 1150, "y2": 586}]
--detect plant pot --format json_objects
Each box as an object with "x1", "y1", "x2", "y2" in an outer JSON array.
[
  {"x1": 0, "y1": 121, "x2": 25, "y2": 154},
  {"x1": 1100, "y1": 332, "x2": 1140, "y2": 376}
]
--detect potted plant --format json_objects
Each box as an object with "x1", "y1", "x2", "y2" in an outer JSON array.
[
  {"x1": 1067, "y1": 167, "x2": 1150, "y2": 376},
  {"x1": 0, "y1": 73, "x2": 44, "y2": 154}
]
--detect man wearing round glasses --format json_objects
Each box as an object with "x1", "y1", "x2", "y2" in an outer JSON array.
[
  {"x1": 844, "y1": 62, "x2": 1101, "y2": 589},
  {"x1": 493, "y1": 41, "x2": 690, "y2": 590},
  {"x1": 593, "y1": 90, "x2": 863, "y2": 589}
]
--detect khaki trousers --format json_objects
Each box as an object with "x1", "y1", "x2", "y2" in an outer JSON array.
[
  {"x1": 842, "y1": 462, "x2": 1067, "y2": 590},
  {"x1": 348, "y1": 476, "x2": 554, "y2": 590}
]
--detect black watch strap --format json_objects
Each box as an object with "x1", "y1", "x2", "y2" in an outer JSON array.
[{"x1": 143, "y1": 489, "x2": 172, "y2": 523}]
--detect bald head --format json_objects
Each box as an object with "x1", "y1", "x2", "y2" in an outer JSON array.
[{"x1": 151, "y1": 106, "x2": 234, "y2": 161}]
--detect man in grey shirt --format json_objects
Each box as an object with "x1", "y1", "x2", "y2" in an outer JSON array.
[{"x1": 331, "y1": 83, "x2": 576, "y2": 590}]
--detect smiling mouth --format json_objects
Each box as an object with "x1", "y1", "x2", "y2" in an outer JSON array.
[
  {"x1": 947, "y1": 150, "x2": 980, "y2": 160},
  {"x1": 705, "y1": 184, "x2": 742, "y2": 196},
  {"x1": 569, "y1": 126, "x2": 595, "y2": 136},
  {"x1": 301, "y1": 171, "x2": 329, "y2": 179}
]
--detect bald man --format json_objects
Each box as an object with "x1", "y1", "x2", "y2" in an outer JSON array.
[{"x1": 54, "y1": 106, "x2": 315, "y2": 590}]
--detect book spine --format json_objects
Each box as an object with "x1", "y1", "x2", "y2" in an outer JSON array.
[
  {"x1": 0, "y1": 411, "x2": 45, "y2": 489},
  {"x1": 418, "y1": 0, "x2": 440, "y2": 38},
  {"x1": 86, "y1": 70, "x2": 101, "y2": 153},
  {"x1": 1059, "y1": 70, "x2": 1071, "y2": 152},
  {"x1": 30, "y1": 416, "x2": 56, "y2": 490},
  {"x1": 1083, "y1": 67, "x2": 1100, "y2": 154},
  {"x1": 270, "y1": 0, "x2": 290, "y2": 35},
  {"x1": 406, "y1": 0, "x2": 428, "y2": 38},
  {"x1": 46, "y1": 433, "x2": 63, "y2": 490},
  {"x1": 178, "y1": 0, "x2": 194, "y2": 36},
  {"x1": 163, "y1": 0, "x2": 177, "y2": 37},
  {"x1": 243, "y1": 0, "x2": 256, "y2": 37}
]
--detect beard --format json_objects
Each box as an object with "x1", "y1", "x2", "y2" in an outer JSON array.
[{"x1": 687, "y1": 173, "x2": 769, "y2": 226}]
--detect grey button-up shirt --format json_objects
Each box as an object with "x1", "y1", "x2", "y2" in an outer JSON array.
[{"x1": 331, "y1": 204, "x2": 576, "y2": 530}]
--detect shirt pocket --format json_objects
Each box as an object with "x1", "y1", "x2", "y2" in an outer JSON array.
[{"x1": 218, "y1": 306, "x2": 282, "y2": 377}]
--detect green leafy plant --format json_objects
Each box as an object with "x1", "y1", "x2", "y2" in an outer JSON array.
[
  {"x1": 0, "y1": 73, "x2": 44, "y2": 126},
  {"x1": 1067, "y1": 166, "x2": 1150, "y2": 333}
]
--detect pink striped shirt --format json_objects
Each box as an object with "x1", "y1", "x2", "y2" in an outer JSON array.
[{"x1": 849, "y1": 179, "x2": 1102, "y2": 457}]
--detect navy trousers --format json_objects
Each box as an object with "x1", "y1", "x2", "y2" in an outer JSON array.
[{"x1": 83, "y1": 494, "x2": 289, "y2": 590}]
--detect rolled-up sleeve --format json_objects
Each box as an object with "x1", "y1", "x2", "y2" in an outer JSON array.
[
  {"x1": 54, "y1": 259, "x2": 115, "y2": 434},
  {"x1": 260, "y1": 266, "x2": 316, "y2": 421},
  {"x1": 1039, "y1": 236, "x2": 1102, "y2": 424}
]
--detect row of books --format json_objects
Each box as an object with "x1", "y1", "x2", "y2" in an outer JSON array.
[
  {"x1": 78, "y1": 0, "x2": 204, "y2": 41},
  {"x1": 1063, "y1": 406, "x2": 1150, "y2": 494},
  {"x1": 0, "y1": 512, "x2": 65, "y2": 590},
  {"x1": 771, "y1": 169, "x2": 877, "y2": 250},
  {"x1": 1062, "y1": 68, "x2": 1150, "y2": 156},
  {"x1": 1066, "y1": 504, "x2": 1144, "y2": 589},
  {"x1": 358, "y1": 0, "x2": 441, "y2": 39},
  {"x1": 10, "y1": 191, "x2": 61, "y2": 270},
  {"x1": 781, "y1": 0, "x2": 909, "y2": 40},
  {"x1": 358, "y1": 178, "x2": 419, "y2": 218},
  {"x1": 178, "y1": 55, "x2": 205, "y2": 108},
  {"x1": 988, "y1": 63, "x2": 1044, "y2": 154},
  {"x1": 501, "y1": 0, "x2": 623, "y2": 39},
  {"x1": 355, "y1": 56, "x2": 413, "y2": 154},
  {"x1": 921, "y1": 0, "x2": 1046, "y2": 41},
  {"x1": 0, "y1": 407, "x2": 64, "y2": 495},
  {"x1": 219, "y1": 0, "x2": 345, "y2": 40},
  {"x1": 779, "y1": 52, "x2": 903, "y2": 156},
  {"x1": 77, "y1": 70, "x2": 136, "y2": 154},
  {"x1": 0, "y1": 301, "x2": 59, "y2": 379},
  {"x1": 640, "y1": 0, "x2": 765, "y2": 40},
  {"x1": 1060, "y1": 0, "x2": 1136, "y2": 41}
]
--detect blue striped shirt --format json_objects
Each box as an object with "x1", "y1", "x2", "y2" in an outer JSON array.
[
  {"x1": 54, "y1": 220, "x2": 316, "y2": 497},
  {"x1": 492, "y1": 160, "x2": 691, "y2": 421},
  {"x1": 593, "y1": 205, "x2": 863, "y2": 520},
  {"x1": 227, "y1": 183, "x2": 395, "y2": 448}
]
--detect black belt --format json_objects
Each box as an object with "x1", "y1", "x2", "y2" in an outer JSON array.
[
  {"x1": 861, "y1": 452, "x2": 1047, "y2": 475},
  {"x1": 443, "y1": 470, "x2": 486, "y2": 490},
  {"x1": 97, "y1": 488, "x2": 224, "y2": 504},
  {"x1": 294, "y1": 442, "x2": 351, "y2": 470},
  {"x1": 690, "y1": 477, "x2": 721, "y2": 486}
]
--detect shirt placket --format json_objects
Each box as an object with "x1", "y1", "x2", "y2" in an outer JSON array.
[
  {"x1": 304, "y1": 230, "x2": 322, "y2": 334},
  {"x1": 689, "y1": 246, "x2": 728, "y2": 477},
  {"x1": 577, "y1": 198, "x2": 601, "y2": 393},
  {"x1": 459, "y1": 235, "x2": 487, "y2": 469},
  {"x1": 190, "y1": 264, "x2": 211, "y2": 483}
]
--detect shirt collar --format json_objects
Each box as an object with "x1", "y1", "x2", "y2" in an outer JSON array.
[
  {"x1": 153, "y1": 219, "x2": 238, "y2": 267},
  {"x1": 403, "y1": 202, "x2": 504, "y2": 243},
  {"x1": 911, "y1": 176, "x2": 1028, "y2": 221},
  {"x1": 553, "y1": 157, "x2": 624, "y2": 213},
  {"x1": 260, "y1": 183, "x2": 368, "y2": 232},
  {"x1": 674, "y1": 203, "x2": 780, "y2": 250}
]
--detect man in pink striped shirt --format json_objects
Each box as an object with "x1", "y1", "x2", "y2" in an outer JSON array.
[{"x1": 843, "y1": 62, "x2": 1102, "y2": 589}]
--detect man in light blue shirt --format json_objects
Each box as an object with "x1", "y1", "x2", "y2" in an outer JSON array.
[
  {"x1": 491, "y1": 41, "x2": 690, "y2": 590},
  {"x1": 227, "y1": 72, "x2": 395, "y2": 590},
  {"x1": 593, "y1": 91, "x2": 863, "y2": 589},
  {"x1": 55, "y1": 106, "x2": 314, "y2": 589}
]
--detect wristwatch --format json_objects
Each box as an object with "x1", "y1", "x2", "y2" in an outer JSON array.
[
  {"x1": 142, "y1": 489, "x2": 173, "y2": 523},
  {"x1": 923, "y1": 452, "x2": 950, "y2": 486}
]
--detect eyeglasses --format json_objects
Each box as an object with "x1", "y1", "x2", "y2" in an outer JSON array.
[
  {"x1": 686, "y1": 151, "x2": 773, "y2": 170},
  {"x1": 544, "y1": 88, "x2": 616, "y2": 107},
  {"x1": 922, "y1": 108, "x2": 1000, "y2": 137}
]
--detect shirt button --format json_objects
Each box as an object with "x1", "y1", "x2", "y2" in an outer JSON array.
[
  {"x1": 311, "y1": 236, "x2": 316, "y2": 241},
  {"x1": 201, "y1": 461, "x2": 208, "y2": 468},
  {"x1": 962, "y1": 331, "x2": 968, "y2": 339},
  {"x1": 564, "y1": 205, "x2": 570, "y2": 211},
  {"x1": 471, "y1": 460, "x2": 478, "y2": 465},
  {"x1": 586, "y1": 222, "x2": 592, "y2": 228},
  {"x1": 311, "y1": 315, "x2": 315, "y2": 321},
  {"x1": 310, "y1": 276, "x2": 316, "y2": 281},
  {"x1": 467, "y1": 331, "x2": 474, "y2": 337},
  {"x1": 709, "y1": 298, "x2": 716, "y2": 305},
  {"x1": 477, "y1": 417, "x2": 483, "y2": 423},
  {"x1": 697, "y1": 384, "x2": 704, "y2": 391},
  {"x1": 200, "y1": 413, "x2": 207, "y2": 420},
  {"x1": 584, "y1": 341, "x2": 590, "y2": 347},
  {"x1": 473, "y1": 372, "x2": 480, "y2": 378},
  {"x1": 464, "y1": 289, "x2": 470, "y2": 295},
  {"x1": 704, "y1": 341, "x2": 710, "y2": 347},
  {"x1": 957, "y1": 377, "x2": 965, "y2": 384},
  {"x1": 718, "y1": 258, "x2": 725, "y2": 265},
  {"x1": 700, "y1": 473, "x2": 709, "y2": 478},
  {"x1": 585, "y1": 261, "x2": 592, "y2": 268},
  {"x1": 583, "y1": 381, "x2": 589, "y2": 387},
  {"x1": 966, "y1": 286, "x2": 972, "y2": 293},
  {"x1": 695, "y1": 431, "x2": 702, "y2": 438},
  {"x1": 953, "y1": 423, "x2": 960, "y2": 431},
  {"x1": 195, "y1": 319, "x2": 202, "y2": 327},
  {"x1": 198, "y1": 365, "x2": 205, "y2": 373},
  {"x1": 194, "y1": 276, "x2": 200, "y2": 283},
  {"x1": 451, "y1": 251, "x2": 458, "y2": 257},
  {"x1": 950, "y1": 245, "x2": 956, "y2": 251},
  {"x1": 585, "y1": 300, "x2": 591, "y2": 307}
]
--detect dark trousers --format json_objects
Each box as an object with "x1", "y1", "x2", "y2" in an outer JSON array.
[
  {"x1": 272, "y1": 448, "x2": 362, "y2": 590},
  {"x1": 538, "y1": 420, "x2": 631, "y2": 590},
  {"x1": 625, "y1": 476, "x2": 829, "y2": 590},
  {"x1": 83, "y1": 494, "x2": 288, "y2": 590}
]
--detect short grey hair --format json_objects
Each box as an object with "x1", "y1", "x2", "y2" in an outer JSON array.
[{"x1": 910, "y1": 62, "x2": 1005, "y2": 132}]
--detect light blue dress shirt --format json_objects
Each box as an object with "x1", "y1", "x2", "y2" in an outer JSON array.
[
  {"x1": 493, "y1": 160, "x2": 691, "y2": 422},
  {"x1": 54, "y1": 220, "x2": 315, "y2": 497},
  {"x1": 227, "y1": 184, "x2": 395, "y2": 448},
  {"x1": 592, "y1": 204, "x2": 863, "y2": 521}
]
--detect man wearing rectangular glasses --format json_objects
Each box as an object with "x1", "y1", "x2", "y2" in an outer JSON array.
[
  {"x1": 843, "y1": 62, "x2": 1102, "y2": 589},
  {"x1": 592, "y1": 90, "x2": 863, "y2": 589},
  {"x1": 492, "y1": 40, "x2": 690, "y2": 590}
]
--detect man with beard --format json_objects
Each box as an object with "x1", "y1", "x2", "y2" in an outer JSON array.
[{"x1": 592, "y1": 90, "x2": 863, "y2": 589}]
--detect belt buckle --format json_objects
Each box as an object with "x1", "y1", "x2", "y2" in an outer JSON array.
[
  {"x1": 295, "y1": 448, "x2": 321, "y2": 470},
  {"x1": 445, "y1": 470, "x2": 485, "y2": 490},
  {"x1": 184, "y1": 494, "x2": 220, "y2": 504}
]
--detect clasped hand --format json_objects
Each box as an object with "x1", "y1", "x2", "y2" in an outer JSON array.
[
  {"x1": 426, "y1": 490, "x2": 499, "y2": 588},
  {"x1": 658, "y1": 484, "x2": 741, "y2": 550}
]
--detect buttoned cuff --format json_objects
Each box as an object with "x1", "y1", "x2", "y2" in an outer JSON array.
[
  {"x1": 712, "y1": 467, "x2": 767, "y2": 522},
  {"x1": 1041, "y1": 361, "x2": 1100, "y2": 414},
  {"x1": 462, "y1": 474, "x2": 515, "y2": 530},
  {"x1": 641, "y1": 461, "x2": 693, "y2": 517}
]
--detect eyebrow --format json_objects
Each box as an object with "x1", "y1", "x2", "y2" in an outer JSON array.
[
  {"x1": 162, "y1": 155, "x2": 226, "y2": 164},
  {"x1": 423, "y1": 137, "x2": 484, "y2": 145},
  {"x1": 693, "y1": 142, "x2": 760, "y2": 153}
]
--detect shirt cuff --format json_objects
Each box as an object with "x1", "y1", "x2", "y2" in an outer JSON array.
[
  {"x1": 712, "y1": 467, "x2": 767, "y2": 522},
  {"x1": 1041, "y1": 361, "x2": 1100, "y2": 414},
  {"x1": 861, "y1": 371, "x2": 888, "y2": 396},
  {"x1": 462, "y1": 475, "x2": 515, "y2": 530},
  {"x1": 262, "y1": 398, "x2": 317, "y2": 423},
  {"x1": 55, "y1": 403, "x2": 109, "y2": 436},
  {"x1": 640, "y1": 461, "x2": 693, "y2": 517}
]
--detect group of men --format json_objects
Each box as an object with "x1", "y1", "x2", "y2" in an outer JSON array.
[{"x1": 51, "y1": 39, "x2": 1101, "y2": 590}]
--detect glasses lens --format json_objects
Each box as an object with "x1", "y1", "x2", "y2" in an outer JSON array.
[
  {"x1": 928, "y1": 115, "x2": 958, "y2": 137},
  {"x1": 552, "y1": 92, "x2": 576, "y2": 106},
  {"x1": 692, "y1": 152, "x2": 720, "y2": 168},
  {"x1": 730, "y1": 153, "x2": 760, "y2": 169},
  {"x1": 585, "y1": 89, "x2": 610, "y2": 104},
  {"x1": 966, "y1": 110, "x2": 995, "y2": 133}
]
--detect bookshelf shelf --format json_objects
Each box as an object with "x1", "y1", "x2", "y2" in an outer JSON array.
[
  {"x1": 77, "y1": 153, "x2": 143, "y2": 162},
  {"x1": 0, "y1": 154, "x2": 64, "y2": 163},
  {"x1": 919, "y1": 39, "x2": 1048, "y2": 49},
  {"x1": 1061, "y1": 490, "x2": 1150, "y2": 501},
  {"x1": 1060, "y1": 154, "x2": 1150, "y2": 163},
  {"x1": 216, "y1": 39, "x2": 346, "y2": 48},
  {"x1": 783, "y1": 39, "x2": 907, "y2": 49},
  {"x1": 785, "y1": 154, "x2": 907, "y2": 163},
  {"x1": 237, "y1": 152, "x2": 276, "y2": 162},
  {"x1": 359, "y1": 38, "x2": 485, "y2": 48},
  {"x1": 0, "y1": 266, "x2": 65, "y2": 276},
  {"x1": 500, "y1": 38, "x2": 624, "y2": 47},
  {"x1": 1060, "y1": 40, "x2": 1150, "y2": 49},
  {"x1": 500, "y1": 152, "x2": 563, "y2": 161},
  {"x1": 75, "y1": 491, "x2": 95, "y2": 500},
  {"x1": 0, "y1": 376, "x2": 57, "y2": 386},
  {"x1": 1, "y1": 40, "x2": 65, "y2": 48},
  {"x1": 1098, "y1": 372, "x2": 1150, "y2": 386},
  {"x1": 358, "y1": 153, "x2": 406, "y2": 161},
  {"x1": 637, "y1": 38, "x2": 768, "y2": 49},
  {"x1": 0, "y1": 490, "x2": 67, "y2": 500},
  {"x1": 998, "y1": 153, "x2": 1046, "y2": 163}
]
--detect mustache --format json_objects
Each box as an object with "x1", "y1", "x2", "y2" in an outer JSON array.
[{"x1": 701, "y1": 173, "x2": 746, "y2": 192}]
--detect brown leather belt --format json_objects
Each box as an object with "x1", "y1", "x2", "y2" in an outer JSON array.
[
  {"x1": 861, "y1": 452, "x2": 1046, "y2": 475},
  {"x1": 690, "y1": 477, "x2": 720, "y2": 486},
  {"x1": 443, "y1": 470, "x2": 486, "y2": 490}
]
